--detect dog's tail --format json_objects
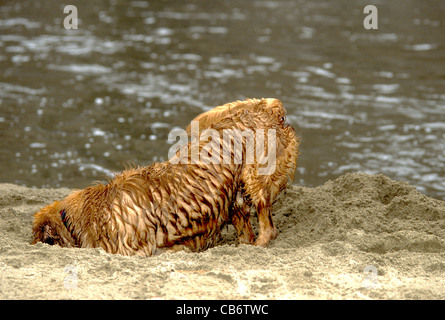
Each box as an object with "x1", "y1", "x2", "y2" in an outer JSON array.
[{"x1": 31, "y1": 201, "x2": 76, "y2": 247}]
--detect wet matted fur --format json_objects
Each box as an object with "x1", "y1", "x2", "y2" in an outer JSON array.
[
  {"x1": 31, "y1": 98, "x2": 299, "y2": 255},
  {"x1": 185, "y1": 98, "x2": 300, "y2": 246}
]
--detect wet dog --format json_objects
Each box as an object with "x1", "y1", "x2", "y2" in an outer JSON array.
[
  {"x1": 184, "y1": 98, "x2": 299, "y2": 246},
  {"x1": 31, "y1": 98, "x2": 299, "y2": 255}
]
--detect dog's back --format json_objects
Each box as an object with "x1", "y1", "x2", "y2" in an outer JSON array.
[{"x1": 32, "y1": 135, "x2": 245, "y2": 256}]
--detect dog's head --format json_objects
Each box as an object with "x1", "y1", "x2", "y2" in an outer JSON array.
[
  {"x1": 185, "y1": 98, "x2": 288, "y2": 134},
  {"x1": 259, "y1": 98, "x2": 289, "y2": 126},
  {"x1": 31, "y1": 201, "x2": 76, "y2": 247}
]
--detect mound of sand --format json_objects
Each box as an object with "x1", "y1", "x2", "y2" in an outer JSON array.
[{"x1": 0, "y1": 173, "x2": 444, "y2": 299}]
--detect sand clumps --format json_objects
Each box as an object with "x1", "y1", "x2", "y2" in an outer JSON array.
[
  {"x1": 271, "y1": 172, "x2": 445, "y2": 253},
  {"x1": 0, "y1": 173, "x2": 444, "y2": 299}
]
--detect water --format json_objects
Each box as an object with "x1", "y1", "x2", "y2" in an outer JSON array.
[{"x1": 1, "y1": 0, "x2": 445, "y2": 199}]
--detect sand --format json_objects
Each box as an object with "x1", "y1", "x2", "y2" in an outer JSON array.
[{"x1": 0, "y1": 172, "x2": 444, "y2": 300}]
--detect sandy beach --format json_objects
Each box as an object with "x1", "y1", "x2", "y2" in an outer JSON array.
[{"x1": 0, "y1": 172, "x2": 444, "y2": 299}]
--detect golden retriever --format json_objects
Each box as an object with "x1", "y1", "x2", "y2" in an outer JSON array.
[
  {"x1": 184, "y1": 98, "x2": 299, "y2": 246},
  {"x1": 31, "y1": 98, "x2": 299, "y2": 255}
]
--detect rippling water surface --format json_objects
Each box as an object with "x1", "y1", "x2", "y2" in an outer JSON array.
[{"x1": 1, "y1": 0, "x2": 445, "y2": 199}]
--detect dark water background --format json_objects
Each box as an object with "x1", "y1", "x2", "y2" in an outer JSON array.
[{"x1": 1, "y1": 0, "x2": 445, "y2": 199}]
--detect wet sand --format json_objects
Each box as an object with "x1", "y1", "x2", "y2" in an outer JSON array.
[{"x1": 0, "y1": 172, "x2": 444, "y2": 299}]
